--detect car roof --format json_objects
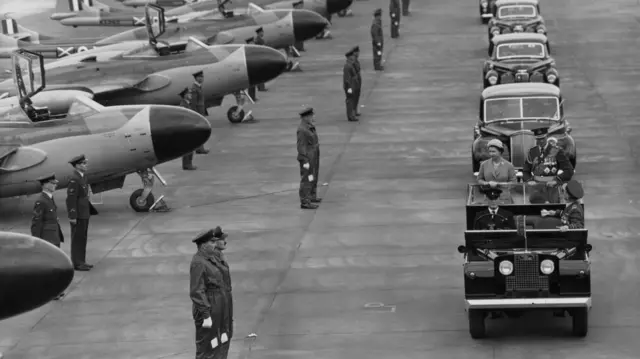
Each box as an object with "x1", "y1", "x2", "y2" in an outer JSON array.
[
  {"x1": 496, "y1": 0, "x2": 539, "y2": 6},
  {"x1": 492, "y1": 33, "x2": 547, "y2": 44},
  {"x1": 482, "y1": 83, "x2": 560, "y2": 99}
]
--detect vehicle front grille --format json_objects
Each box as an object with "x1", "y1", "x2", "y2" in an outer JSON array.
[
  {"x1": 506, "y1": 253, "x2": 549, "y2": 291},
  {"x1": 515, "y1": 72, "x2": 529, "y2": 82}
]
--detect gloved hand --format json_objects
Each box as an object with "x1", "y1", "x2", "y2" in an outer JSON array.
[
  {"x1": 377, "y1": 43, "x2": 381, "y2": 46},
  {"x1": 377, "y1": 51, "x2": 382, "y2": 55},
  {"x1": 203, "y1": 317, "x2": 213, "y2": 328},
  {"x1": 347, "y1": 88, "x2": 352, "y2": 94},
  {"x1": 527, "y1": 181, "x2": 536, "y2": 186},
  {"x1": 309, "y1": 174, "x2": 314, "y2": 182},
  {"x1": 303, "y1": 163, "x2": 310, "y2": 170},
  {"x1": 391, "y1": 13, "x2": 395, "y2": 17}
]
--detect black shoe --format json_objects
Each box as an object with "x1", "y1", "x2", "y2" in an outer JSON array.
[
  {"x1": 258, "y1": 88, "x2": 268, "y2": 92},
  {"x1": 195, "y1": 149, "x2": 209, "y2": 154},
  {"x1": 85, "y1": 263, "x2": 94, "y2": 268},
  {"x1": 54, "y1": 292, "x2": 65, "y2": 300},
  {"x1": 300, "y1": 203, "x2": 319, "y2": 209},
  {"x1": 310, "y1": 198, "x2": 322, "y2": 203},
  {"x1": 183, "y1": 165, "x2": 198, "y2": 170},
  {"x1": 74, "y1": 265, "x2": 91, "y2": 271},
  {"x1": 375, "y1": 66, "x2": 385, "y2": 71},
  {"x1": 348, "y1": 118, "x2": 359, "y2": 122}
]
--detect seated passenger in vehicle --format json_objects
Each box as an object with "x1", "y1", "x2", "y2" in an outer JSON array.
[
  {"x1": 473, "y1": 188, "x2": 516, "y2": 230},
  {"x1": 523, "y1": 128, "x2": 573, "y2": 203},
  {"x1": 477, "y1": 139, "x2": 517, "y2": 188},
  {"x1": 535, "y1": 180, "x2": 585, "y2": 231}
]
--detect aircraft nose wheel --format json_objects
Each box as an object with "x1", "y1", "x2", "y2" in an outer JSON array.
[
  {"x1": 227, "y1": 106, "x2": 244, "y2": 124},
  {"x1": 129, "y1": 188, "x2": 155, "y2": 212}
]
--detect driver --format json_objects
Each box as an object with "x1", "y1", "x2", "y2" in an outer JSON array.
[
  {"x1": 523, "y1": 128, "x2": 573, "y2": 203},
  {"x1": 473, "y1": 188, "x2": 516, "y2": 230}
]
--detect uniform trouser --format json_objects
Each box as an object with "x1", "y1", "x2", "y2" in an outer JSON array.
[
  {"x1": 247, "y1": 87, "x2": 256, "y2": 101},
  {"x1": 354, "y1": 88, "x2": 361, "y2": 114},
  {"x1": 528, "y1": 184, "x2": 561, "y2": 204},
  {"x1": 195, "y1": 290, "x2": 228, "y2": 359},
  {"x1": 70, "y1": 218, "x2": 89, "y2": 266},
  {"x1": 183, "y1": 152, "x2": 194, "y2": 168},
  {"x1": 310, "y1": 159, "x2": 319, "y2": 198},
  {"x1": 373, "y1": 44, "x2": 383, "y2": 69},
  {"x1": 402, "y1": 0, "x2": 410, "y2": 14},
  {"x1": 299, "y1": 160, "x2": 314, "y2": 204},
  {"x1": 294, "y1": 41, "x2": 304, "y2": 51},
  {"x1": 257, "y1": 83, "x2": 266, "y2": 91},
  {"x1": 390, "y1": 13, "x2": 400, "y2": 38},
  {"x1": 345, "y1": 93, "x2": 357, "y2": 120}
]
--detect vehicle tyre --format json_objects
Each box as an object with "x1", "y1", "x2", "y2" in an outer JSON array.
[
  {"x1": 468, "y1": 309, "x2": 486, "y2": 339},
  {"x1": 227, "y1": 106, "x2": 244, "y2": 124},
  {"x1": 129, "y1": 189, "x2": 155, "y2": 213},
  {"x1": 572, "y1": 308, "x2": 589, "y2": 337}
]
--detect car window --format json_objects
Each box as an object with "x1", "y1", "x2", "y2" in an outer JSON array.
[
  {"x1": 498, "y1": 5, "x2": 536, "y2": 18},
  {"x1": 485, "y1": 96, "x2": 559, "y2": 122},
  {"x1": 496, "y1": 42, "x2": 545, "y2": 59}
]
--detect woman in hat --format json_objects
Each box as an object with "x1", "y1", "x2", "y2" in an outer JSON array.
[
  {"x1": 477, "y1": 139, "x2": 517, "y2": 188},
  {"x1": 538, "y1": 180, "x2": 585, "y2": 231},
  {"x1": 190, "y1": 229, "x2": 228, "y2": 359}
]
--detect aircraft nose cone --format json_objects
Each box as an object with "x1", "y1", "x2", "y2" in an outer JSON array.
[
  {"x1": 150, "y1": 106, "x2": 212, "y2": 163},
  {"x1": 292, "y1": 10, "x2": 330, "y2": 41},
  {"x1": 326, "y1": 0, "x2": 353, "y2": 15},
  {"x1": 0, "y1": 232, "x2": 74, "y2": 321},
  {"x1": 245, "y1": 46, "x2": 288, "y2": 86}
]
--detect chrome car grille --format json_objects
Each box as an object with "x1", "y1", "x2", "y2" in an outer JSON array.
[
  {"x1": 506, "y1": 253, "x2": 549, "y2": 291},
  {"x1": 515, "y1": 72, "x2": 529, "y2": 82}
]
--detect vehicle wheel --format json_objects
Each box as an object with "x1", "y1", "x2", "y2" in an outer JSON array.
[
  {"x1": 227, "y1": 106, "x2": 244, "y2": 124},
  {"x1": 129, "y1": 189, "x2": 155, "y2": 213},
  {"x1": 572, "y1": 308, "x2": 589, "y2": 337},
  {"x1": 468, "y1": 309, "x2": 486, "y2": 339}
]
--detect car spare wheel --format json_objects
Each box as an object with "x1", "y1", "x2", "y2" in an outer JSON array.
[
  {"x1": 468, "y1": 309, "x2": 486, "y2": 339},
  {"x1": 572, "y1": 308, "x2": 589, "y2": 337}
]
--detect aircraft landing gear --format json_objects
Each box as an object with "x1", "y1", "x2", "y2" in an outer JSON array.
[
  {"x1": 227, "y1": 90, "x2": 254, "y2": 124},
  {"x1": 130, "y1": 168, "x2": 171, "y2": 212},
  {"x1": 315, "y1": 24, "x2": 333, "y2": 40}
]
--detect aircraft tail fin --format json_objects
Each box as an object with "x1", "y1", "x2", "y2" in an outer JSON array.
[
  {"x1": 52, "y1": 0, "x2": 103, "y2": 18},
  {"x1": 0, "y1": 17, "x2": 47, "y2": 42}
]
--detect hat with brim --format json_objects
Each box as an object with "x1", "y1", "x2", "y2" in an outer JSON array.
[
  {"x1": 37, "y1": 173, "x2": 59, "y2": 185},
  {"x1": 374, "y1": 8, "x2": 382, "y2": 16},
  {"x1": 532, "y1": 127, "x2": 549, "y2": 139},
  {"x1": 256, "y1": 27, "x2": 264, "y2": 33},
  {"x1": 192, "y1": 70, "x2": 204, "y2": 78},
  {"x1": 212, "y1": 226, "x2": 228, "y2": 240},
  {"x1": 565, "y1": 180, "x2": 584, "y2": 199},
  {"x1": 485, "y1": 188, "x2": 502, "y2": 201},
  {"x1": 69, "y1": 154, "x2": 86, "y2": 166},
  {"x1": 192, "y1": 229, "x2": 215, "y2": 244},
  {"x1": 299, "y1": 107, "x2": 314, "y2": 117},
  {"x1": 178, "y1": 87, "x2": 189, "y2": 98}
]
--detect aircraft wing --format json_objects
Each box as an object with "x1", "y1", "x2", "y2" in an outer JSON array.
[{"x1": 0, "y1": 145, "x2": 19, "y2": 161}]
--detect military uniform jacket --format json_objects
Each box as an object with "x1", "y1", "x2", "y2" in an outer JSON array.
[
  {"x1": 354, "y1": 58, "x2": 362, "y2": 89},
  {"x1": 474, "y1": 207, "x2": 516, "y2": 230},
  {"x1": 179, "y1": 98, "x2": 191, "y2": 109},
  {"x1": 371, "y1": 19, "x2": 384, "y2": 46},
  {"x1": 190, "y1": 82, "x2": 207, "y2": 116},
  {"x1": 66, "y1": 171, "x2": 95, "y2": 220},
  {"x1": 523, "y1": 146, "x2": 573, "y2": 182},
  {"x1": 31, "y1": 192, "x2": 64, "y2": 244},
  {"x1": 343, "y1": 59, "x2": 358, "y2": 93},
  {"x1": 190, "y1": 251, "x2": 226, "y2": 322},
  {"x1": 212, "y1": 251, "x2": 233, "y2": 338},
  {"x1": 297, "y1": 122, "x2": 318, "y2": 164},
  {"x1": 554, "y1": 201, "x2": 584, "y2": 229}
]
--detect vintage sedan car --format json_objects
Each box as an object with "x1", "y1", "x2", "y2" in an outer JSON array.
[
  {"x1": 479, "y1": 0, "x2": 497, "y2": 24},
  {"x1": 488, "y1": 0, "x2": 546, "y2": 43},
  {"x1": 459, "y1": 183, "x2": 592, "y2": 338},
  {"x1": 484, "y1": 33, "x2": 558, "y2": 88},
  {"x1": 472, "y1": 83, "x2": 576, "y2": 173}
]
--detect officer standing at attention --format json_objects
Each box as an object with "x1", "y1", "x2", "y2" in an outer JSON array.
[
  {"x1": 401, "y1": 0, "x2": 411, "y2": 16},
  {"x1": 389, "y1": 0, "x2": 401, "y2": 38},
  {"x1": 210, "y1": 226, "x2": 233, "y2": 359},
  {"x1": 473, "y1": 188, "x2": 516, "y2": 230},
  {"x1": 179, "y1": 88, "x2": 197, "y2": 171},
  {"x1": 190, "y1": 70, "x2": 210, "y2": 155},
  {"x1": 66, "y1": 154, "x2": 97, "y2": 271},
  {"x1": 371, "y1": 9, "x2": 384, "y2": 71},
  {"x1": 352, "y1": 46, "x2": 362, "y2": 117},
  {"x1": 190, "y1": 229, "x2": 228, "y2": 359},
  {"x1": 297, "y1": 107, "x2": 321, "y2": 209},
  {"x1": 343, "y1": 47, "x2": 359, "y2": 122}
]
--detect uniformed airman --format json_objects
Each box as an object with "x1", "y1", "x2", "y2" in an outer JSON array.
[
  {"x1": 210, "y1": 226, "x2": 233, "y2": 359},
  {"x1": 297, "y1": 107, "x2": 321, "y2": 209},
  {"x1": 190, "y1": 228, "x2": 229, "y2": 359},
  {"x1": 371, "y1": 8, "x2": 385, "y2": 71},
  {"x1": 473, "y1": 188, "x2": 516, "y2": 230},
  {"x1": 540, "y1": 180, "x2": 585, "y2": 230},
  {"x1": 66, "y1": 154, "x2": 97, "y2": 271},
  {"x1": 191, "y1": 70, "x2": 210, "y2": 155},
  {"x1": 343, "y1": 47, "x2": 360, "y2": 122},
  {"x1": 179, "y1": 88, "x2": 197, "y2": 171},
  {"x1": 389, "y1": 0, "x2": 401, "y2": 38},
  {"x1": 245, "y1": 37, "x2": 258, "y2": 101}
]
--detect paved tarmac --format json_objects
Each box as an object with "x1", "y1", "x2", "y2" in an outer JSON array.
[{"x1": 2, "y1": 0, "x2": 640, "y2": 358}]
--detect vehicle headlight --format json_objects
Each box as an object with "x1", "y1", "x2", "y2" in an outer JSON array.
[
  {"x1": 537, "y1": 28, "x2": 545, "y2": 33},
  {"x1": 547, "y1": 73, "x2": 557, "y2": 83},
  {"x1": 488, "y1": 75, "x2": 498, "y2": 85},
  {"x1": 499, "y1": 260, "x2": 513, "y2": 275},
  {"x1": 514, "y1": 25, "x2": 523, "y2": 32},
  {"x1": 540, "y1": 259, "x2": 555, "y2": 275}
]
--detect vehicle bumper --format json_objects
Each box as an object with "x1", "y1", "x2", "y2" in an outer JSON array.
[{"x1": 465, "y1": 297, "x2": 592, "y2": 310}]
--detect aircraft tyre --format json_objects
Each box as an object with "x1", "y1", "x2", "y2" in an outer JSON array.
[
  {"x1": 129, "y1": 189, "x2": 155, "y2": 212},
  {"x1": 227, "y1": 106, "x2": 245, "y2": 124}
]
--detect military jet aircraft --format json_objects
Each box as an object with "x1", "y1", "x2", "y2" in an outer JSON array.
[
  {"x1": 0, "y1": 49, "x2": 211, "y2": 212},
  {"x1": 0, "y1": 231, "x2": 74, "y2": 321},
  {"x1": 0, "y1": 6, "x2": 326, "y2": 58},
  {"x1": 116, "y1": 0, "x2": 189, "y2": 8},
  {"x1": 0, "y1": 6, "x2": 289, "y2": 123}
]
